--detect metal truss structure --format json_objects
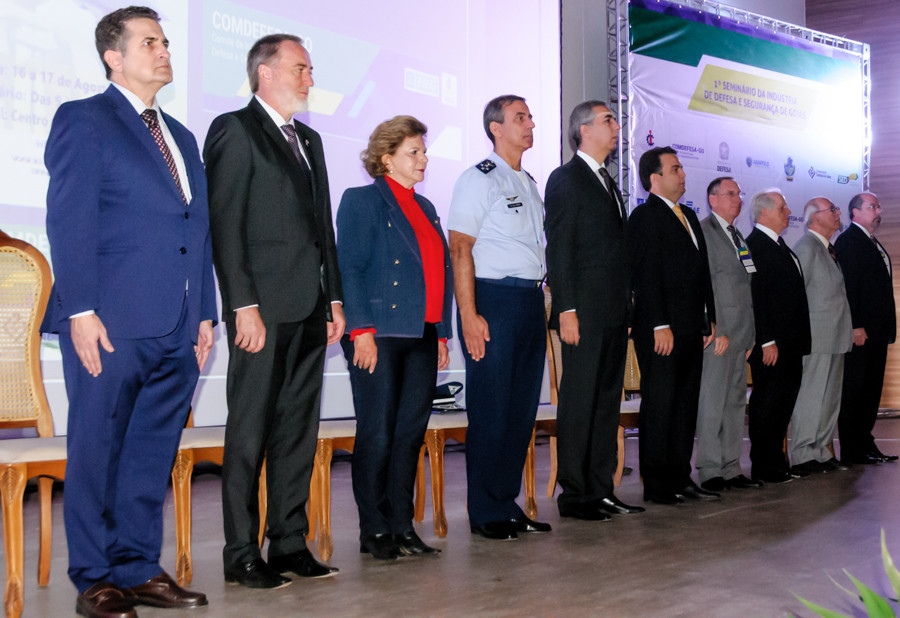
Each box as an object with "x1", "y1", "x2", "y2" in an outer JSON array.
[{"x1": 605, "y1": 0, "x2": 871, "y2": 201}]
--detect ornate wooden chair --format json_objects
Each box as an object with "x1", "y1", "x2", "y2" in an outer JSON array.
[{"x1": 0, "y1": 231, "x2": 66, "y2": 618}]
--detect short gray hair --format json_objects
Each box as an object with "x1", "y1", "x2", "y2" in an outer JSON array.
[
  {"x1": 568, "y1": 100, "x2": 608, "y2": 150},
  {"x1": 246, "y1": 34, "x2": 303, "y2": 93},
  {"x1": 482, "y1": 95, "x2": 525, "y2": 144},
  {"x1": 803, "y1": 197, "x2": 828, "y2": 226},
  {"x1": 750, "y1": 189, "x2": 783, "y2": 223}
]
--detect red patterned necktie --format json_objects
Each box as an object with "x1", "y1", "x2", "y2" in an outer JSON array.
[{"x1": 141, "y1": 109, "x2": 187, "y2": 204}]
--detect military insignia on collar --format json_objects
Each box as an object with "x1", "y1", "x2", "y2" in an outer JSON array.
[{"x1": 476, "y1": 159, "x2": 496, "y2": 174}]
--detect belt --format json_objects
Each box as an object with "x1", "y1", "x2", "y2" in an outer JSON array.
[{"x1": 476, "y1": 276, "x2": 543, "y2": 289}]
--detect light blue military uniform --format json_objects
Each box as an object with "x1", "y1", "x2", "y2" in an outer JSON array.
[{"x1": 448, "y1": 151, "x2": 547, "y2": 527}]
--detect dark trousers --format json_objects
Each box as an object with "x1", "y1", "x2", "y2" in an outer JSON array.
[
  {"x1": 221, "y1": 294, "x2": 327, "y2": 567},
  {"x1": 633, "y1": 329, "x2": 703, "y2": 494},
  {"x1": 458, "y1": 280, "x2": 545, "y2": 527},
  {"x1": 341, "y1": 326, "x2": 437, "y2": 538},
  {"x1": 838, "y1": 341, "x2": 888, "y2": 460},
  {"x1": 556, "y1": 323, "x2": 627, "y2": 508},
  {"x1": 748, "y1": 348, "x2": 802, "y2": 476},
  {"x1": 62, "y1": 302, "x2": 197, "y2": 592}
]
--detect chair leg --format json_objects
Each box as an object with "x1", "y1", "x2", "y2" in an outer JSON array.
[
  {"x1": 547, "y1": 436, "x2": 558, "y2": 498},
  {"x1": 306, "y1": 462, "x2": 318, "y2": 543},
  {"x1": 424, "y1": 429, "x2": 448, "y2": 538},
  {"x1": 414, "y1": 444, "x2": 426, "y2": 523},
  {"x1": 524, "y1": 427, "x2": 537, "y2": 520},
  {"x1": 314, "y1": 439, "x2": 335, "y2": 561},
  {"x1": 614, "y1": 425, "x2": 626, "y2": 487},
  {"x1": 2, "y1": 463, "x2": 26, "y2": 618},
  {"x1": 171, "y1": 449, "x2": 194, "y2": 586},
  {"x1": 257, "y1": 459, "x2": 267, "y2": 548},
  {"x1": 37, "y1": 476, "x2": 53, "y2": 587}
]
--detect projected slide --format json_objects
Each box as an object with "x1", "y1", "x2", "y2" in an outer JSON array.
[
  {"x1": 628, "y1": 0, "x2": 866, "y2": 244},
  {"x1": 0, "y1": 0, "x2": 560, "y2": 430}
]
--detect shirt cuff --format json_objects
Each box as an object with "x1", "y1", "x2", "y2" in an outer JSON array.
[
  {"x1": 235, "y1": 304, "x2": 259, "y2": 311},
  {"x1": 653, "y1": 324, "x2": 670, "y2": 331},
  {"x1": 762, "y1": 340, "x2": 776, "y2": 347},
  {"x1": 350, "y1": 328, "x2": 376, "y2": 341},
  {"x1": 68, "y1": 310, "x2": 95, "y2": 319}
]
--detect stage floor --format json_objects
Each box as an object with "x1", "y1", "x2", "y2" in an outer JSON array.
[{"x1": 10, "y1": 418, "x2": 900, "y2": 617}]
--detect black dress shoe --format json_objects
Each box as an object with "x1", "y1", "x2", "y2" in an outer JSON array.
[
  {"x1": 791, "y1": 460, "x2": 826, "y2": 475},
  {"x1": 643, "y1": 491, "x2": 684, "y2": 505},
  {"x1": 124, "y1": 571, "x2": 207, "y2": 608},
  {"x1": 844, "y1": 454, "x2": 882, "y2": 465},
  {"x1": 871, "y1": 446, "x2": 899, "y2": 462},
  {"x1": 676, "y1": 482, "x2": 720, "y2": 500},
  {"x1": 360, "y1": 534, "x2": 402, "y2": 560},
  {"x1": 509, "y1": 515, "x2": 552, "y2": 533},
  {"x1": 395, "y1": 530, "x2": 440, "y2": 555},
  {"x1": 269, "y1": 548, "x2": 339, "y2": 578},
  {"x1": 224, "y1": 557, "x2": 291, "y2": 589},
  {"x1": 598, "y1": 495, "x2": 645, "y2": 515},
  {"x1": 76, "y1": 582, "x2": 136, "y2": 618},
  {"x1": 700, "y1": 477, "x2": 727, "y2": 492},
  {"x1": 471, "y1": 521, "x2": 517, "y2": 540},
  {"x1": 726, "y1": 474, "x2": 763, "y2": 489},
  {"x1": 558, "y1": 503, "x2": 612, "y2": 521},
  {"x1": 786, "y1": 468, "x2": 810, "y2": 478},
  {"x1": 752, "y1": 470, "x2": 793, "y2": 484},
  {"x1": 822, "y1": 458, "x2": 852, "y2": 471}
]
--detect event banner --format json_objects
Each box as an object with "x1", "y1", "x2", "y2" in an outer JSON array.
[{"x1": 628, "y1": 0, "x2": 866, "y2": 244}]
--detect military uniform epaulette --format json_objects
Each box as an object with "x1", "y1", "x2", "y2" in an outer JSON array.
[{"x1": 476, "y1": 159, "x2": 496, "y2": 174}]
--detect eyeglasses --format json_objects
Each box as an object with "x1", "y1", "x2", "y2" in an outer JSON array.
[
  {"x1": 861, "y1": 204, "x2": 883, "y2": 211},
  {"x1": 815, "y1": 206, "x2": 840, "y2": 214},
  {"x1": 712, "y1": 191, "x2": 744, "y2": 198}
]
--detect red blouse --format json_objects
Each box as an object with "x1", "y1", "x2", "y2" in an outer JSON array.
[{"x1": 349, "y1": 175, "x2": 445, "y2": 340}]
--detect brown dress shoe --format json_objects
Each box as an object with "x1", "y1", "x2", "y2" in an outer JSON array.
[
  {"x1": 124, "y1": 571, "x2": 208, "y2": 608},
  {"x1": 76, "y1": 582, "x2": 136, "y2": 618}
]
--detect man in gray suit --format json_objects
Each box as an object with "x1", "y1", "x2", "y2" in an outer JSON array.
[
  {"x1": 695, "y1": 177, "x2": 760, "y2": 491},
  {"x1": 789, "y1": 197, "x2": 853, "y2": 474}
]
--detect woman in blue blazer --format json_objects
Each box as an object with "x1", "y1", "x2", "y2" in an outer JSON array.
[{"x1": 336, "y1": 116, "x2": 453, "y2": 559}]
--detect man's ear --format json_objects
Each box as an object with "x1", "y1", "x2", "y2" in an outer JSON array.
[{"x1": 104, "y1": 49, "x2": 123, "y2": 75}]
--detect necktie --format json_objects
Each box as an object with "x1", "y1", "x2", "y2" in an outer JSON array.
[
  {"x1": 141, "y1": 109, "x2": 186, "y2": 204},
  {"x1": 281, "y1": 123, "x2": 310, "y2": 171},
  {"x1": 870, "y1": 234, "x2": 891, "y2": 274},
  {"x1": 828, "y1": 243, "x2": 838, "y2": 264},
  {"x1": 726, "y1": 224, "x2": 743, "y2": 251},
  {"x1": 598, "y1": 167, "x2": 626, "y2": 221},
  {"x1": 672, "y1": 204, "x2": 691, "y2": 234}
]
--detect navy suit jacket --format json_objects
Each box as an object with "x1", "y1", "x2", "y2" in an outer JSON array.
[
  {"x1": 42, "y1": 85, "x2": 217, "y2": 341},
  {"x1": 336, "y1": 176, "x2": 453, "y2": 340},
  {"x1": 628, "y1": 193, "x2": 715, "y2": 337},
  {"x1": 544, "y1": 155, "x2": 630, "y2": 330},
  {"x1": 834, "y1": 223, "x2": 896, "y2": 344}
]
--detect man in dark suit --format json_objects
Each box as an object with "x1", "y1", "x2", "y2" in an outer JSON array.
[
  {"x1": 205, "y1": 34, "x2": 344, "y2": 589},
  {"x1": 628, "y1": 146, "x2": 717, "y2": 505},
  {"x1": 43, "y1": 7, "x2": 213, "y2": 617},
  {"x1": 545, "y1": 100, "x2": 643, "y2": 520},
  {"x1": 695, "y1": 177, "x2": 760, "y2": 491},
  {"x1": 835, "y1": 192, "x2": 897, "y2": 464},
  {"x1": 745, "y1": 190, "x2": 811, "y2": 484}
]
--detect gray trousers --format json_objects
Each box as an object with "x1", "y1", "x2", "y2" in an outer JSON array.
[
  {"x1": 790, "y1": 353, "x2": 844, "y2": 465},
  {"x1": 695, "y1": 346, "x2": 748, "y2": 483}
]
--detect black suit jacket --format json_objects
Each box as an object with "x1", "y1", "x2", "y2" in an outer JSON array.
[
  {"x1": 627, "y1": 193, "x2": 715, "y2": 336},
  {"x1": 204, "y1": 97, "x2": 342, "y2": 323},
  {"x1": 545, "y1": 155, "x2": 629, "y2": 329},
  {"x1": 745, "y1": 228, "x2": 811, "y2": 355},
  {"x1": 834, "y1": 223, "x2": 896, "y2": 344}
]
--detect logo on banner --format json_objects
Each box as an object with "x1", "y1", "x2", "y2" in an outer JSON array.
[
  {"x1": 719, "y1": 142, "x2": 730, "y2": 160},
  {"x1": 672, "y1": 142, "x2": 704, "y2": 160},
  {"x1": 745, "y1": 157, "x2": 771, "y2": 169},
  {"x1": 784, "y1": 156, "x2": 796, "y2": 182},
  {"x1": 808, "y1": 166, "x2": 833, "y2": 181},
  {"x1": 646, "y1": 130, "x2": 654, "y2": 146},
  {"x1": 837, "y1": 173, "x2": 859, "y2": 185}
]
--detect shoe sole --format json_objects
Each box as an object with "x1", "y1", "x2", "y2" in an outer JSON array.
[{"x1": 223, "y1": 575, "x2": 292, "y2": 589}]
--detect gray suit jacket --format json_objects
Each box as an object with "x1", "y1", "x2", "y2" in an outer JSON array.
[
  {"x1": 792, "y1": 231, "x2": 853, "y2": 354},
  {"x1": 700, "y1": 215, "x2": 754, "y2": 350}
]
